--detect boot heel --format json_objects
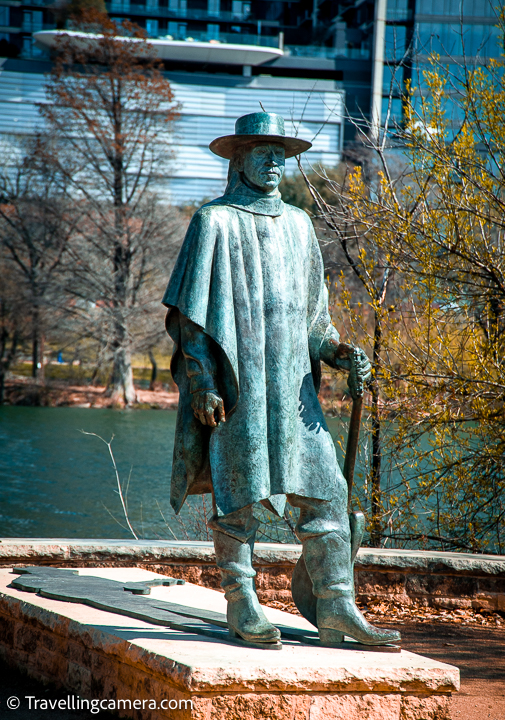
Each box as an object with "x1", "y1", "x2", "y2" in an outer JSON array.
[
  {"x1": 229, "y1": 627, "x2": 239, "y2": 638},
  {"x1": 319, "y1": 628, "x2": 345, "y2": 646}
]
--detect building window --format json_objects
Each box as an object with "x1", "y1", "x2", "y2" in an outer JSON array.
[
  {"x1": 21, "y1": 35, "x2": 44, "y2": 57},
  {"x1": 382, "y1": 65, "x2": 403, "y2": 94},
  {"x1": 22, "y1": 35, "x2": 31, "y2": 55},
  {"x1": 232, "y1": 1, "x2": 251, "y2": 19},
  {"x1": 146, "y1": 18, "x2": 158, "y2": 36},
  {"x1": 381, "y1": 97, "x2": 403, "y2": 124},
  {"x1": 208, "y1": 0, "x2": 220, "y2": 18},
  {"x1": 169, "y1": 0, "x2": 186, "y2": 16},
  {"x1": 386, "y1": 0, "x2": 409, "y2": 22},
  {"x1": 419, "y1": 0, "x2": 495, "y2": 17},
  {"x1": 146, "y1": 0, "x2": 159, "y2": 9},
  {"x1": 385, "y1": 24, "x2": 407, "y2": 62},
  {"x1": 0, "y1": 7, "x2": 9, "y2": 26},
  {"x1": 207, "y1": 23, "x2": 219, "y2": 40},
  {"x1": 22, "y1": 10, "x2": 43, "y2": 32},
  {"x1": 110, "y1": 0, "x2": 130, "y2": 12},
  {"x1": 168, "y1": 20, "x2": 186, "y2": 38},
  {"x1": 416, "y1": 22, "x2": 501, "y2": 58}
]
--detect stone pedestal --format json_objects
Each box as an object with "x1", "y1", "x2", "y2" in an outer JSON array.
[
  {"x1": 3, "y1": 538, "x2": 504, "y2": 612},
  {"x1": 0, "y1": 567, "x2": 459, "y2": 719}
]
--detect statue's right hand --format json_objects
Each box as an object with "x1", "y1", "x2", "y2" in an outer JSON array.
[{"x1": 191, "y1": 390, "x2": 226, "y2": 427}]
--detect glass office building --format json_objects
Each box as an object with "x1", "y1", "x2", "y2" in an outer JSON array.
[
  {"x1": 381, "y1": 0, "x2": 503, "y2": 127},
  {"x1": 0, "y1": 0, "x2": 502, "y2": 201}
]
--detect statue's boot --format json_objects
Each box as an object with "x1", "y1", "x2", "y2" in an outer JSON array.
[
  {"x1": 303, "y1": 531, "x2": 401, "y2": 646},
  {"x1": 213, "y1": 528, "x2": 281, "y2": 644}
]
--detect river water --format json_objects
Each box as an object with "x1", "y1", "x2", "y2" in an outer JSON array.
[{"x1": 0, "y1": 406, "x2": 348, "y2": 540}]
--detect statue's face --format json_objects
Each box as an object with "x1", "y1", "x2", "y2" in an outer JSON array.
[{"x1": 241, "y1": 143, "x2": 285, "y2": 192}]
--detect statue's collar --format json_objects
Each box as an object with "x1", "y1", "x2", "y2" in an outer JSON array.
[{"x1": 210, "y1": 177, "x2": 284, "y2": 217}]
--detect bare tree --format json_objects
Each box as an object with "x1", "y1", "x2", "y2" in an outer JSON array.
[
  {"x1": 0, "y1": 141, "x2": 77, "y2": 382},
  {"x1": 62, "y1": 199, "x2": 185, "y2": 393},
  {"x1": 0, "y1": 249, "x2": 30, "y2": 403},
  {"x1": 37, "y1": 10, "x2": 179, "y2": 405}
]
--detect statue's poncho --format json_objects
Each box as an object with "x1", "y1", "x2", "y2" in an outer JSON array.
[{"x1": 162, "y1": 180, "x2": 342, "y2": 517}]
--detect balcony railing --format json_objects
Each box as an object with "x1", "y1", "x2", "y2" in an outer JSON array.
[
  {"x1": 284, "y1": 45, "x2": 371, "y2": 60},
  {"x1": 107, "y1": 3, "x2": 253, "y2": 21},
  {"x1": 152, "y1": 29, "x2": 280, "y2": 47},
  {"x1": 24, "y1": 21, "x2": 57, "y2": 33},
  {"x1": 22, "y1": 20, "x2": 44, "y2": 31},
  {"x1": 386, "y1": 9, "x2": 413, "y2": 21}
]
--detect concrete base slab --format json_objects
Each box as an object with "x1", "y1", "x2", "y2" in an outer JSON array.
[{"x1": 0, "y1": 567, "x2": 459, "y2": 719}]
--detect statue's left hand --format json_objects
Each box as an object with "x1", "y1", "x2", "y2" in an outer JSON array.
[
  {"x1": 191, "y1": 390, "x2": 226, "y2": 427},
  {"x1": 332, "y1": 343, "x2": 372, "y2": 398}
]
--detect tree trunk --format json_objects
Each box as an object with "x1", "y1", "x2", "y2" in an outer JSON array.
[
  {"x1": 148, "y1": 349, "x2": 157, "y2": 391},
  {"x1": 31, "y1": 318, "x2": 45, "y2": 382},
  {"x1": 107, "y1": 319, "x2": 136, "y2": 405},
  {"x1": 109, "y1": 343, "x2": 136, "y2": 406},
  {"x1": 108, "y1": 311, "x2": 136, "y2": 406},
  {"x1": 0, "y1": 326, "x2": 18, "y2": 404},
  {"x1": 90, "y1": 364, "x2": 101, "y2": 386},
  {"x1": 91, "y1": 343, "x2": 107, "y2": 386},
  {"x1": 0, "y1": 327, "x2": 7, "y2": 403},
  {"x1": 370, "y1": 309, "x2": 382, "y2": 547},
  {"x1": 107, "y1": 124, "x2": 136, "y2": 406},
  {"x1": 101, "y1": 98, "x2": 138, "y2": 406},
  {"x1": 31, "y1": 323, "x2": 38, "y2": 379}
]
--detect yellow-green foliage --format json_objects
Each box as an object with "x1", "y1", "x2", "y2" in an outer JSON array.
[{"x1": 315, "y1": 21, "x2": 505, "y2": 553}]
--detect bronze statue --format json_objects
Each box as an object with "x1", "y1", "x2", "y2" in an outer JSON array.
[{"x1": 162, "y1": 112, "x2": 400, "y2": 649}]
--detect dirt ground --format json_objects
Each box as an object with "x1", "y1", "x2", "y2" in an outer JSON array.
[
  {"x1": 397, "y1": 622, "x2": 505, "y2": 720},
  {"x1": 264, "y1": 599, "x2": 505, "y2": 719},
  {"x1": 4, "y1": 377, "x2": 179, "y2": 410}
]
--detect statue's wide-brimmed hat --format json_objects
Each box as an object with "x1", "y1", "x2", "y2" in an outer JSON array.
[{"x1": 209, "y1": 112, "x2": 312, "y2": 160}]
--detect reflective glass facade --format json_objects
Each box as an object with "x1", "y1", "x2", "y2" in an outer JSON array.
[
  {"x1": 416, "y1": 22, "x2": 501, "y2": 57},
  {"x1": 381, "y1": 0, "x2": 504, "y2": 126},
  {"x1": 417, "y1": 0, "x2": 496, "y2": 16}
]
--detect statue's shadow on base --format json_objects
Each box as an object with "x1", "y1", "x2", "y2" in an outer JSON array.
[{"x1": 9, "y1": 567, "x2": 399, "y2": 653}]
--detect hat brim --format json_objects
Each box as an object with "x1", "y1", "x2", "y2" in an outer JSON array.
[{"x1": 209, "y1": 134, "x2": 312, "y2": 160}]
